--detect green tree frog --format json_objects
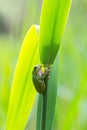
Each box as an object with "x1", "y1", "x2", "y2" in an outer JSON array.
[{"x1": 32, "y1": 65, "x2": 50, "y2": 94}]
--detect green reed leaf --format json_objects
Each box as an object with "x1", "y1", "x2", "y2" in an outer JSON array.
[
  {"x1": 36, "y1": 54, "x2": 59, "y2": 130},
  {"x1": 39, "y1": 0, "x2": 72, "y2": 64},
  {"x1": 6, "y1": 25, "x2": 40, "y2": 130}
]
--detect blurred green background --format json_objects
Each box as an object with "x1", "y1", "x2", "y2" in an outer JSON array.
[{"x1": 0, "y1": 0, "x2": 87, "y2": 130}]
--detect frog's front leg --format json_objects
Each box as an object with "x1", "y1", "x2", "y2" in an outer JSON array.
[
  {"x1": 39, "y1": 71, "x2": 49, "y2": 80},
  {"x1": 41, "y1": 66, "x2": 50, "y2": 80}
]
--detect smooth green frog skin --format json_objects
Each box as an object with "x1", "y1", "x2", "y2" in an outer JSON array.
[{"x1": 32, "y1": 65, "x2": 49, "y2": 94}]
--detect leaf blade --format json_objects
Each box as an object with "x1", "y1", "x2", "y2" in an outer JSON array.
[
  {"x1": 36, "y1": 54, "x2": 59, "y2": 130},
  {"x1": 46, "y1": 54, "x2": 59, "y2": 130},
  {"x1": 6, "y1": 25, "x2": 40, "y2": 130},
  {"x1": 39, "y1": 0, "x2": 72, "y2": 64}
]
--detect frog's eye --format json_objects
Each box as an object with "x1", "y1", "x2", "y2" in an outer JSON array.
[
  {"x1": 34, "y1": 65, "x2": 42, "y2": 72},
  {"x1": 34, "y1": 66, "x2": 38, "y2": 71}
]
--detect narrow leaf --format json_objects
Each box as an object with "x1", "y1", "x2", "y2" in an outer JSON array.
[
  {"x1": 36, "y1": 54, "x2": 59, "y2": 130},
  {"x1": 46, "y1": 54, "x2": 58, "y2": 130},
  {"x1": 6, "y1": 25, "x2": 40, "y2": 130},
  {"x1": 39, "y1": 0, "x2": 72, "y2": 64}
]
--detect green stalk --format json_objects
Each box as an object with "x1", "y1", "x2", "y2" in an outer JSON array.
[{"x1": 41, "y1": 78, "x2": 48, "y2": 130}]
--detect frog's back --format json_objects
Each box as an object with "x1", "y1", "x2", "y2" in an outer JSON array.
[{"x1": 32, "y1": 75, "x2": 45, "y2": 94}]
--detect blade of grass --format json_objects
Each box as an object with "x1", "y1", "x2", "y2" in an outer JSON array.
[
  {"x1": 6, "y1": 25, "x2": 40, "y2": 130},
  {"x1": 39, "y1": 0, "x2": 72, "y2": 64},
  {"x1": 36, "y1": 54, "x2": 59, "y2": 130},
  {"x1": 45, "y1": 54, "x2": 59, "y2": 130}
]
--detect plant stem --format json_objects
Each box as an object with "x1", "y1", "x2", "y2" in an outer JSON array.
[{"x1": 41, "y1": 78, "x2": 48, "y2": 130}]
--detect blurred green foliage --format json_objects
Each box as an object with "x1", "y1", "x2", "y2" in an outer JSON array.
[
  {"x1": 0, "y1": 0, "x2": 87, "y2": 130},
  {"x1": 0, "y1": 36, "x2": 20, "y2": 129}
]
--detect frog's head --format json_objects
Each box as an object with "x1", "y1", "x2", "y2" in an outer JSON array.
[{"x1": 33, "y1": 65, "x2": 42, "y2": 74}]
